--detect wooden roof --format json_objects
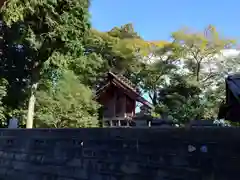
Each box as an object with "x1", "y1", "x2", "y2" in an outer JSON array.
[
  {"x1": 110, "y1": 72, "x2": 138, "y2": 92},
  {"x1": 226, "y1": 74, "x2": 240, "y2": 104},
  {"x1": 224, "y1": 74, "x2": 240, "y2": 122},
  {"x1": 95, "y1": 72, "x2": 153, "y2": 109}
]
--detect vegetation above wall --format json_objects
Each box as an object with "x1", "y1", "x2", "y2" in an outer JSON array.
[{"x1": 0, "y1": 0, "x2": 238, "y2": 127}]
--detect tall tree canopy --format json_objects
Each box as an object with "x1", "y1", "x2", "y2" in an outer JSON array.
[
  {"x1": 147, "y1": 25, "x2": 235, "y2": 122},
  {"x1": 0, "y1": 0, "x2": 96, "y2": 127},
  {"x1": 35, "y1": 70, "x2": 99, "y2": 128},
  {"x1": 0, "y1": 0, "x2": 237, "y2": 128}
]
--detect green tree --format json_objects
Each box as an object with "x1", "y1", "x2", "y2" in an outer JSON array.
[
  {"x1": 135, "y1": 43, "x2": 181, "y2": 106},
  {"x1": 85, "y1": 27, "x2": 141, "y2": 75},
  {"x1": 0, "y1": 20, "x2": 31, "y2": 120},
  {"x1": 1, "y1": 0, "x2": 91, "y2": 128},
  {"x1": 85, "y1": 24, "x2": 168, "y2": 77},
  {"x1": 0, "y1": 78, "x2": 7, "y2": 125},
  {"x1": 172, "y1": 25, "x2": 235, "y2": 83},
  {"x1": 35, "y1": 70, "x2": 99, "y2": 128},
  {"x1": 156, "y1": 25, "x2": 236, "y2": 121},
  {"x1": 155, "y1": 74, "x2": 202, "y2": 123},
  {"x1": 108, "y1": 23, "x2": 141, "y2": 39}
]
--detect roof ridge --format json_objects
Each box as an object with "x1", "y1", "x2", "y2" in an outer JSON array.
[
  {"x1": 108, "y1": 72, "x2": 137, "y2": 92},
  {"x1": 117, "y1": 74, "x2": 136, "y2": 89}
]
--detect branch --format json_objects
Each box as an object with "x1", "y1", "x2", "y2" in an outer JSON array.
[
  {"x1": 202, "y1": 72, "x2": 217, "y2": 83},
  {"x1": 148, "y1": 92, "x2": 153, "y2": 101},
  {"x1": 190, "y1": 48, "x2": 202, "y2": 63},
  {"x1": 201, "y1": 63, "x2": 219, "y2": 83}
]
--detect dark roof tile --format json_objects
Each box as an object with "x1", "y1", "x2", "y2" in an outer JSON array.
[{"x1": 108, "y1": 72, "x2": 137, "y2": 93}]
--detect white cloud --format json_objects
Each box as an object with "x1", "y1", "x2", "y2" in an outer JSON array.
[{"x1": 221, "y1": 49, "x2": 240, "y2": 57}]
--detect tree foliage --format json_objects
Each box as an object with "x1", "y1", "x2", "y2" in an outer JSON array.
[
  {"x1": 135, "y1": 25, "x2": 235, "y2": 123},
  {"x1": 0, "y1": 0, "x2": 237, "y2": 128},
  {"x1": 0, "y1": 0, "x2": 98, "y2": 127},
  {"x1": 0, "y1": 78, "x2": 7, "y2": 124},
  {"x1": 35, "y1": 71, "x2": 99, "y2": 128},
  {"x1": 172, "y1": 25, "x2": 235, "y2": 83}
]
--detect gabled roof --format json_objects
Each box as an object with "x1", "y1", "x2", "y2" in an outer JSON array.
[
  {"x1": 95, "y1": 72, "x2": 153, "y2": 109},
  {"x1": 109, "y1": 72, "x2": 138, "y2": 93}
]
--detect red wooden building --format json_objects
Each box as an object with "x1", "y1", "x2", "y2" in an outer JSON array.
[
  {"x1": 95, "y1": 72, "x2": 153, "y2": 127},
  {"x1": 0, "y1": 0, "x2": 5, "y2": 7}
]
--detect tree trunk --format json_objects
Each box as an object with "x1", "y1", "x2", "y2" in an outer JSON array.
[
  {"x1": 26, "y1": 66, "x2": 40, "y2": 129},
  {"x1": 152, "y1": 91, "x2": 158, "y2": 106},
  {"x1": 149, "y1": 91, "x2": 158, "y2": 106},
  {"x1": 196, "y1": 62, "x2": 201, "y2": 82},
  {"x1": 26, "y1": 82, "x2": 38, "y2": 128}
]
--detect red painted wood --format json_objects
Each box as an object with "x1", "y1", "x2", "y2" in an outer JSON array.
[
  {"x1": 96, "y1": 73, "x2": 151, "y2": 118},
  {"x1": 0, "y1": 0, "x2": 5, "y2": 8},
  {"x1": 97, "y1": 83, "x2": 136, "y2": 116}
]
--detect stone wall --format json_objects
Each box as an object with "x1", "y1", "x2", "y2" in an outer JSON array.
[{"x1": 0, "y1": 128, "x2": 239, "y2": 180}]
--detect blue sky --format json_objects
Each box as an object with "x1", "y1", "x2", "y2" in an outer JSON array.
[{"x1": 90, "y1": 0, "x2": 240, "y2": 42}]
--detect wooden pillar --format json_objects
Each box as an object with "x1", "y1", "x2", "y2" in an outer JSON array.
[
  {"x1": 122, "y1": 95, "x2": 126, "y2": 116},
  {"x1": 148, "y1": 120, "x2": 151, "y2": 127},
  {"x1": 113, "y1": 91, "x2": 116, "y2": 118},
  {"x1": 127, "y1": 120, "x2": 129, "y2": 127},
  {"x1": 133, "y1": 100, "x2": 136, "y2": 116}
]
